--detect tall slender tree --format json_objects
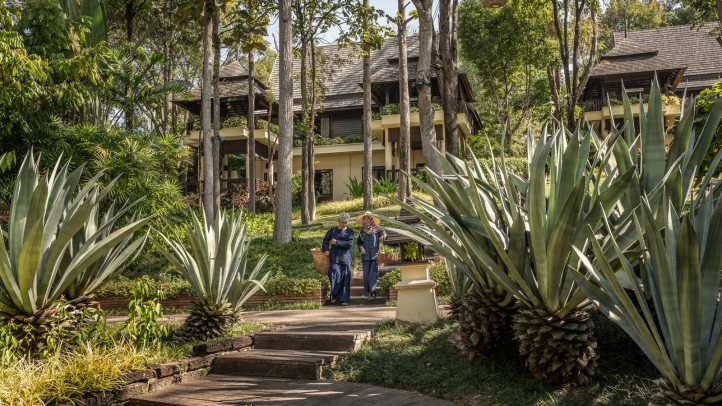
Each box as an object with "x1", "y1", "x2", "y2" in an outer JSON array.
[
  {"x1": 550, "y1": 0, "x2": 598, "y2": 128},
  {"x1": 340, "y1": 0, "x2": 393, "y2": 210},
  {"x1": 294, "y1": 0, "x2": 345, "y2": 224},
  {"x1": 437, "y1": 0, "x2": 459, "y2": 157},
  {"x1": 411, "y1": 0, "x2": 441, "y2": 178},
  {"x1": 201, "y1": 0, "x2": 214, "y2": 225},
  {"x1": 212, "y1": 3, "x2": 221, "y2": 213},
  {"x1": 395, "y1": 4, "x2": 414, "y2": 202},
  {"x1": 273, "y1": 0, "x2": 293, "y2": 243}
]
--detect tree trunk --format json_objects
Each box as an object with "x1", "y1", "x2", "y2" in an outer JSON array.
[
  {"x1": 273, "y1": 0, "x2": 293, "y2": 243},
  {"x1": 201, "y1": 0, "x2": 215, "y2": 227},
  {"x1": 308, "y1": 45, "x2": 317, "y2": 221},
  {"x1": 300, "y1": 36, "x2": 312, "y2": 224},
  {"x1": 397, "y1": 2, "x2": 411, "y2": 202},
  {"x1": 248, "y1": 47, "x2": 256, "y2": 214},
  {"x1": 212, "y1": 4, "x2": 221, "y2": 214},
  {"x1": 162, "y1": 0, "x2": 170, "y2": 134},
  {"x1": 439, "y1": 0, "x2": 459, "y2": 157},
  {"x1": 125, "y1": 2, "x2": 134, "y2": 132},
  {"x1": 411, "y1": 0, "x2": 442, "y2": 178},
  {"x1": 362, "y1": 0, "x2": 373, "y2": 210}
]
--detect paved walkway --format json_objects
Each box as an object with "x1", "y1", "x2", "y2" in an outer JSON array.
[{"x1": 129, "y1": 375, "x2": 455, "y2": 405}]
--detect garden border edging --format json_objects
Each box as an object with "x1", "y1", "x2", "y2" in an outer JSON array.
[{"x1": 49, "y1": 325, "x2": 285, "y2": 406}]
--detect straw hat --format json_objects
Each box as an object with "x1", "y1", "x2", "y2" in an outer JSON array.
[{"x1": 356, "y1": 211, "x2": 381, "y2": 226}]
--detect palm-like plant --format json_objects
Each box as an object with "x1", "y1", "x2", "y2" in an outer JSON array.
[
  {"x1": 0, "y1": 152, "x2": 150, "y2": 338},
  {"x1": 573, "y1": 191, "x2": 722, "y2": 405},
  {"x1": 381, "y1": 125, "x2": 635, "y2": 384},
  {"x1": 153, "y1": 209, "x2": 270, "y2": 341}
]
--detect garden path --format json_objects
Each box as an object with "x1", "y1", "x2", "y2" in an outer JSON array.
[{"x1": 128, "y1": 304, "x2": 454, "y2": 406}]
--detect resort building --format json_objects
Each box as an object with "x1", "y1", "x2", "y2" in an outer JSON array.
[
  {"x1": 173, "y1": 36, "x2": 482, "y2": 202},
  {"x1": 581, "y1": 24, "x2": 722, "y2": 138}
]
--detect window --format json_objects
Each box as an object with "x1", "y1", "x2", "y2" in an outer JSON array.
[
  {"x1": 314, "y1": 170, "x2": 333, "y2": 201},
  {"x1": 362, "y1": 166, "x2": 388, "y2": 181}
]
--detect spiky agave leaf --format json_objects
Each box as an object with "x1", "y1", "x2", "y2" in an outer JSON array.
[
  {"x1": 152, "y1": 209, "x2": 270, "y2": 340},
  {"x1": 379, "y1": 123, "x2": 635, "y2": 384},
  {"x1": 572, "y1": 191, "x2": 722, "y2": 405},
  {"x1": 0, "y1": 151, "x2": 150, "y2": 328}
]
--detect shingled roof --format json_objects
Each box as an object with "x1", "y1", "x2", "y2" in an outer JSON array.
[
  {"x1": 269, "y1": 36, "x2": 421, "y2": 111},
  {"x1": 601, "y1": 38, "x2": 657, "y2": 59},
  {"x1": 612, "y1": 24, "x2": 722, "y2": 87}
]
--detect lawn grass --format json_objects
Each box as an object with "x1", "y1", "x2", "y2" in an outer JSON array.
[{"x1": 331, "y1": 311, "x2": 658, "y2": 406}]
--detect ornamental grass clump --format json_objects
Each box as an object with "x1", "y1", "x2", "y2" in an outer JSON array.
[
  {"x1": 382, "y1": 124, "x2": 635, "y2": 384},
  {"x1": 153, "y1": 209, "x2": 270, "y2": 341},
  {"x1": 0, "y1": 151, "x2": 149, "y2": 350},
  {"x1": 573, "y1": 192, "x2": 722, "y2": 405}
]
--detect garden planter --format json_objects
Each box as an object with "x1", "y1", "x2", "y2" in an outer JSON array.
[{"x1": 377, "y1": 253, "x2": 399, "y2": 264}]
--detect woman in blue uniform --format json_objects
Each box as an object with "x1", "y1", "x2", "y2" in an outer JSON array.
[
  {"x1": 356, "y1": 211, "x2": 387, "y2": 300},
  {"x1": 322, "y1": 213, "x2": 355, "y2": 306}
]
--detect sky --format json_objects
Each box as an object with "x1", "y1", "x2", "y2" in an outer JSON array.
[{"x1": 264, "y1": 0, "x2": 420, "y2": 48}]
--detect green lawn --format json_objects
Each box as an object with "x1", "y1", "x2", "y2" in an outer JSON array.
[{"x1": 331, "y1": 311, "x2": 658, "y2": 406}]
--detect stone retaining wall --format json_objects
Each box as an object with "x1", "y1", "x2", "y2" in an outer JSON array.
[
  {"x1": 97, "y1": 291, "x2": 323, "y2": 310},
  {"x1": 51, "y1": 326, "x2": 284, "y2": 406}
]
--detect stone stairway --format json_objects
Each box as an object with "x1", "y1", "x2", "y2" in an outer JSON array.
[{"x1": 346, "y1": 264, "x2": 396, "y2": 305}]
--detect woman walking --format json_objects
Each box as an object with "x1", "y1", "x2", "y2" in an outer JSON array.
[
  {"x1": 356, "y1": 211, "x2": 387, "y2": 300},
  {"x1": 322, "y1": 213, "x2": 355, "y2": 306}
]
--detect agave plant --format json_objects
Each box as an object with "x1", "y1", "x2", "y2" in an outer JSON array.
[
  {"x1": 573, "y1": 190, "x2": 722, "y2": 405},
  {"x1": 608, "y1": 76, "x2": 722, "y2": 220},
  {"x1": 344, "y1": 176, "x2": 364, "y2": 199},
  {"x1": 0, "y1": 152, "x2": 150, "y2": 339},
  {"x1": 66, "y1": 203, "x2": 148, "y2": 301},
  {"x1": 381, "y1": 124, "x2": 636, "y2": 384},
  {"x1": 153, "y1": 209, "x2": 270, "y2": 341}
]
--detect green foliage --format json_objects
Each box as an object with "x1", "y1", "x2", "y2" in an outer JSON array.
[
  {"x1": 342, "y1": 134, "x2": 365, "y2": 143},
  {"x1": 379, "y1": 268, "x2": 401, "y2": 293},
  {"x1": 682, "y1": 79, "x2": 722, "y2": 180},
  {"x1": 572, "y1": 192, "x2": 722, "y2": 402},
  {"x1": 262, "y1": 278, "x2": 321, "y2": 296},
  {"x1": 373, "y1": 177, "x2": 398, "y2": 195},
  {"x1": 0, "y1": 151, "x2": 149, "y2": 321},
  {"x1": 344, "y1": 176, "x2": 364, "y2": 198},
  {"x1": 383, "y1": 123, "x2": 634, "y2": 316},
  {"x1": 330, "y1": 317, "x2": 657, "y2": 405},
  {"x1": 122, "y1": 277, "x2": 168, "y2": 348},
  {"x1": 381, "y1": 104, "x2": 401, "y2": 115},
  {"x1": 222, "y1": 116, "x2": 247, "y2": 128},
  {"x1": 256, "y1": 119, "x2": 279, "y2": 134},
  {"x1": 402, "y1": 242, "x2": 418, "y2": 262},
  {"x1": 95, "y1": 274, "x2": 194, "y2": 299},
  {"x1": 459, "y1": 0, "x2": 556, "y2": 145},
  {"x1": 152, "y1": 209, "x2": 270, "y2": 311},
  {"x1": 606, "y1": 93, "x2": 680, "y2": 106},
  {"x1": 379, "y1": 244, "x2": 398, "y2": 255}
]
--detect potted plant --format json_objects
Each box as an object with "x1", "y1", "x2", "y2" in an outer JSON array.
[
  {"x1": 403, "y1": 242, "x2": 419, "y2": 262},
  {"x1": 377, "y1": 244, "x2": 399, "y2": 264}
]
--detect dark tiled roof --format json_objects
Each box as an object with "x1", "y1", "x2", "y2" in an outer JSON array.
[
  {"x1": 367, "y1": 62, "x2": 436, "y2": 84},
  {"x1": 602, "y1": 38, "x2": 657, "y2": 59},
  {"x1": 613, "y1": 24, "x2": 722, "y2": 78},
  {"x1": 270, "y1": 36, "x2": 420, "y2": 102},
  {"x1": 219, "y1": 61, "x2": 249, "y2": 78},
  {"x1": 173, "y1": 80, "x2": 269, "y2": 102},
  {"x1": 590, "y1": 55, "x2": 685, "y2": 77}
]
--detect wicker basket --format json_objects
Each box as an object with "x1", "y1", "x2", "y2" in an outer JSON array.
[
  {"x1": 377, "y1": 253, "x2": 399, "y2": 264},
  {"x1": 481, "y1": 0, "x2": 508, "y2": 7},
  {"x1": 310, "y1": 248, "x2": 330, "y2": 275}
]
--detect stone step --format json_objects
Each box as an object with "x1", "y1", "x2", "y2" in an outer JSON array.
[
  {"x1": 348, "y1": 296, "x2": 388, "y2": 305},
  {"x1": 213, "y1": 349, "x2": 344, "y2": 380},
  {"x1": 253, "y1": 330, "x2": 371, "y2": 352}
]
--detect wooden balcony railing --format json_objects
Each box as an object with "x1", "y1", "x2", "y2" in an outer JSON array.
[{"x1": 184, "y1": 178, "x2": 251, "y2": 195}]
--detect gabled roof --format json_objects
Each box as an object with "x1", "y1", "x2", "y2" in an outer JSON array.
[
  {"x1": 219, "y1": 61, "x2": 249, "y2": 79},
  {"x1": 613, "y1": 24, "x2": 722, "y2": 79},
  {"x1": 270, "y1": 36, "x2": 422, "y2": 110},
  {"x1": 601, "y1": 38, "x2": 657, "y2": 59},
  {"x1": 590, "y1": 56, "x2": 685, "y2": 77}
]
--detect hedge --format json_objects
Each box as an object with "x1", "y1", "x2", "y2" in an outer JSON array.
[
  {"x1": 94, "y1": 276, "x2": 322, "y2": 299},
  {"x1": 379, "y1": 262, "x2": 451, "y2": 297}
]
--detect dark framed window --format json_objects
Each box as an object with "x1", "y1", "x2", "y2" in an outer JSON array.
[
  {"x1": 314, "y1": 170, "x2": 333, "y2": 202},
  {"x1": 362, "y1": 166, "x2": 388, "y2": 181}
]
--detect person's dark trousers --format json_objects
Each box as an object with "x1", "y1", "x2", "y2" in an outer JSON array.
[
  {"x1": 362, "y1": 259, "x2": 378, "y2": 293},
  {"x1": 328, "y1": 263, "x2": 351, "y2": 302}
]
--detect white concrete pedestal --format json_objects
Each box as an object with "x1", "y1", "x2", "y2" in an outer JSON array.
[{"x1": 393, "y1": 262, "x2": 438, "y2": 325}]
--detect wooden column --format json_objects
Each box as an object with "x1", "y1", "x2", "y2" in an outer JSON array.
[{"x1": 385, "y1": 129, "x2": 393, "y2": 170}]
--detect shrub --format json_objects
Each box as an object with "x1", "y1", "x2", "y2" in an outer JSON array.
[
  {"x1": 381, "y1": 104, "x2": 400, "y2": 115},
  {"x1": 344, "y1": 176, "x2": 364, "y2": 198},
  {"x1": 343, "y1": 134, "x2": 364, "y2": 143},
  {"x1": 221, "y1": 116, "x2": 247, "y2": 128},
  {"x1": 379, "y1": 263, "x2": 450, "y2": 296},
  {"x1": 220, "y1": 180, "x2": 275, "y2": 213},
  {"x1": 262, "y1": 278, "x2": 322, "y2": 296},
  {"x1": 379, "y1": 268, "x2": 401, "y2": 293},
  {"x1": 256, "y1": 119, "x2": 279, "y2": 134},
  {"x1": 373, "y1": 177, "x2": 398, "y2": 195},
  {"x1": 122, "y1": 277, "x2": 169, "y2": 348},
  {"x1": 95, "y1": 275, "x2": 194, "y2": 300}
]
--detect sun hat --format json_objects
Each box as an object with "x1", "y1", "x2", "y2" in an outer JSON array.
[
  {"x1": 356, "y1": 211, "x2": 381, "y2": 226},
  {"x1": 337, "y1": 212, "x2": 351, "y2": 222}
]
